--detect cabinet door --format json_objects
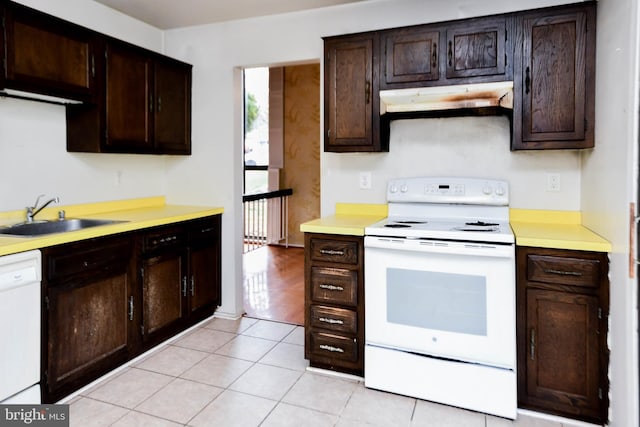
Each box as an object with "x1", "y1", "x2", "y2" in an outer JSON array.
[
  {"x1": 381, "y1": 27, "x2": 440, "y2": 87},
  {"x1": 445, "y1": 18, "x2": 506, "y2": 79},
  {"x1": 46, "y1": 273, "x2": 130, "y2": 401},
  {"x1": 525, "y1": 288, "x2": 602, "y2": 419},
  {"x1": 2, "y1": 3, "x2": 98, "y2": 101},
  {"x1": 189, "y1": 244, "x2": 219, "y2": 315},
  {"x1": 513, "y1": 6, "x2": 595, "y2": 149},
  {"x1": 154, "y1": 58, "x2": 192, "y2": 154},
  {"x1": 142, "y1": 252, "x2": 186, "y2": 344},
  {"x1": 105, "y1": 42, "x2": 153, "y2": 152},
  {"x1": 324, "y1": 35, "x2": 382, "y2": 152},
  {"x1": 188, "y1": 217, "x2": 221, "y2": 319}
]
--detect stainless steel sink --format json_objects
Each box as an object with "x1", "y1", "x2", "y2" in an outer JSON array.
[{"x1": 0, "y1": 218, "x2": 127, "y2": 237}]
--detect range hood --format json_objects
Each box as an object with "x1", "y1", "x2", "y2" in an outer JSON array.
[
  {"x1": 380, "y1": 81, "x2": 513, "y2": 115},
  {"x1": 0, "y1": 89, "x2": 84, "y2": 105}
]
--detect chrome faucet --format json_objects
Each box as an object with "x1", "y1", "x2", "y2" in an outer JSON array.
[{"x1": 26, "y1": 195, "x2": 59, "y2": 223}]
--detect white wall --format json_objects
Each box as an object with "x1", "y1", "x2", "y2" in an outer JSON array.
[
  {"x1": 582, "y1": 0, "x2": 640, "y2": 425},
  {"x1": 0, "y1": 0, "x2": 167, "y2": 212},
  {"x1": 325, "y1": 117, "x2": 581, "y2": 210}
]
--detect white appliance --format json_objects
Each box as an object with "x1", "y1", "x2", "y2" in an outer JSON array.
[
  {"x1": 0, "y1": 250, "x2": 42, "y2": 404},
  {"x1": 364, "y1": 177, "x2": 516, "y2": 419}
]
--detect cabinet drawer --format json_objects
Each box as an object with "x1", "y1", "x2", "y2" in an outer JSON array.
[
  {"x1": 47, "y1": 238, "x2": 130, "y2": 281},
  {"x1": 310, "y1": 267, "x2": 357, "y2": 306},
  {"x1": 187, "y1": 217, "x2": 219, "y2": 242},
  {"x1": 310, "y1": 305, "x2": 357, "y2": 334},
  {"x1": 309, "y1": 331, "x2": 358, "y2": 362},
  {"x1": 143, "y1": 226, "x2": 186, "y2": 252},
  {"x1": 527, "y1": 255, "x2": 600, "y2": 288},
  {"x1": 310, "y1": 239, "x2": 358, "y2": 265}
]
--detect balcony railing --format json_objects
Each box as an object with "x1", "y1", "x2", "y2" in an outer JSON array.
[{"x1": 242, "y1": 188, "x2": 293, "y2": 253}]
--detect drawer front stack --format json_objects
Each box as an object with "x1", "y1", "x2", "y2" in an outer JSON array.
[{"x1": 304, "y1": 234, "x2": 364, "y2": 375}]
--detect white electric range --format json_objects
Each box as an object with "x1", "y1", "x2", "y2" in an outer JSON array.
[{"x1": 364, "y1": 176, "x2": 517, "y2": 419}]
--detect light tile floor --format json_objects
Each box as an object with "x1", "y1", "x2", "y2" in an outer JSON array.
[{"x1": 66, "y1": 317, "x2": 593, "y2": 427}]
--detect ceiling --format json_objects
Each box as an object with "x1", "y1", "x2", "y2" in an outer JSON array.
[{"x1": 92, "y1": 0, "x2": 369, "y2": 30}]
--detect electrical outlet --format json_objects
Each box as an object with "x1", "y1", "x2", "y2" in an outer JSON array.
[
  {"x1": 359, "y1": 172, "x2": 372, "y2": 189},
  {"x1": 546, "y1": 173, "x2": 561, "y2": 192}
]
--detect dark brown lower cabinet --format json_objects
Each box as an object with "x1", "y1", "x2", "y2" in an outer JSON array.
[
  {"x1": 41, "y1": 214, "x2": 222, "y2": 403},
  {"x1": 140, "y1": 225, "x2": 187, "y2": 347},
  {"x1": 139, "y1": 216, "x2": 222, "y2": 349},
  {"x1": 42, "y1": 235, "x2": 134, "y2": 403},
  {"x1": 516, "y1": 246, "x2": 609, "y2": 424}
]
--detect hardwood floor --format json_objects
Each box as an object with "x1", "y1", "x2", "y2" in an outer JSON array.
[{"x1": 242, "y1": 245, "x2": 304, "y2": 325}]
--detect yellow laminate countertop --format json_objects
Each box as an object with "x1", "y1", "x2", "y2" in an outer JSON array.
[
  {"x1": 300, "y1": 203, "x2": 387, "y2": 236},
  {"x1": 0, "y1": 196, "x2": 224, "y2": 256},
  {"x1": 510, "y1": 209, "x2": 611, "y2": 252}
]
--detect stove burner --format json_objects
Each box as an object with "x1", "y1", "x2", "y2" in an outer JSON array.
[
  {"x1": 384, "y1": 223, "x2": 412, "y2": 228},
  {"x1": 465, "y1": 221, "x2": 498, "y2": 226}
]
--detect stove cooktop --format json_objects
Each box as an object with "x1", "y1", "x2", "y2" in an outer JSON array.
[{"x1": 365, "y1": 216, "x2": 514, "y2": 244}]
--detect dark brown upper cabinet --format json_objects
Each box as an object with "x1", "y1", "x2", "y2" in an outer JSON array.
[
  {"x1": 445, "y1": 17, "x2": 508, "y2": 80},
  {"x1": 67, "y1": 40, "x2": 192, "y2": 155},
  {"x1": 380, "y1": 16, "x2": 510, "y2": 90},
  {"x1": 324, "y1": 33, "x2": 385, "y2": 152},
  {"x1": 104, "y1": 42, "x2": 153, "y2": 152},
  {"x1": 1, "y1": 1, "x2": 100, "y2": 102},
  {"x1": 512, "y1": 3, "x2": 596, "y2": 150},
  {"x1": 154, "y1": 58, "x2": 192, "y2": 154},
  {"x1": 380, "y1": 27, "x2": 440, "y2": 88}
]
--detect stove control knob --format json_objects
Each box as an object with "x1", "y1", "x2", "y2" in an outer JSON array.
[
  {"x1": 482, "y1": 185, "x2": 493, "y2": 195},
  {"x1": 495, "y1": 186, "x2": 506, "y2": 196},
  {"x1": 389, "y1": 185, "x2": 398, "y2": 193},
  {"x1": 400, "y1": 185, "x2": 408, "y2": 193}
]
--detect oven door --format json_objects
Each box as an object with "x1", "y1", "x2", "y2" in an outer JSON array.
[{"x1": 364, "y1": 236, "x2": 515, "y2": 369}]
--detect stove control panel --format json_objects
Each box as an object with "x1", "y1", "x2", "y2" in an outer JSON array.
[{"x1": 387, "y1": 176, "x2": 509, "y2": 205}]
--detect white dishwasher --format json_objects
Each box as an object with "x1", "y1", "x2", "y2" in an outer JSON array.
[{"x1": 0, "y1": 249, "x2": 42, "y2": 404}]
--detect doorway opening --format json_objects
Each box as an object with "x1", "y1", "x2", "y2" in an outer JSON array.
[{"x1": 241, "y1": 64, "x2": 320, "y2": 326}]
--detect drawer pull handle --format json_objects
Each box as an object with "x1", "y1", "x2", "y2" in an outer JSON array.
[
  {"x1": 319, "y1": 344, "x2": 344, "y2": 353},
  {"x1": 182, "y1": 276, "x2": 188, "y2": 296},
  {"x1": 319, "y1": 284, "x2": 344, "y2": 292},
  {"x1": 543, "y1": 268, "x2": 582, "y2": 277},
  {"x1": 200, "y1": 227, "x2": 215, "y2": 233},
  {"x1": 319, "y1": 317, "x2": 344, "y2": 325},
  {"x1": 320, "y1": 249, "x2": 345, "y2": 256}
]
